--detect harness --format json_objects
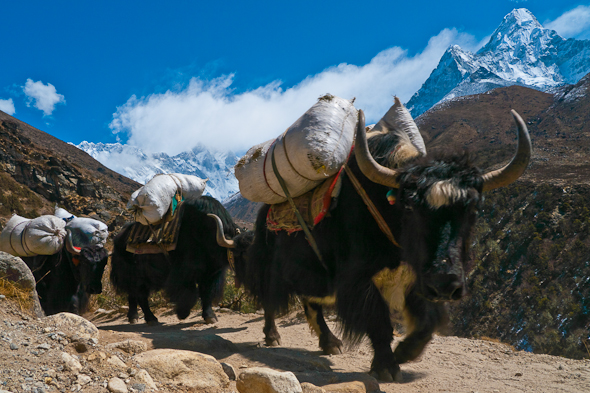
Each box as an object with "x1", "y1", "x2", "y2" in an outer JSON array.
[
  {"x1": 270, "y1": 147, "x2": 401, "y2": 269},
  {"x1": 343, "y1": 164, "x2": 401, "y2": 248}
]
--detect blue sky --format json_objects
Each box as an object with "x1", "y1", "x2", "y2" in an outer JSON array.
[{"x1": 1, "y1": 0, "x2": 589, "y2": 154}]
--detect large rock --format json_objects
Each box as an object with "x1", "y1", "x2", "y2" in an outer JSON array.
[
  {"x1": 134, "y1": 349, "x2": 229, "y2": 390},
  {"x1": 43, "y1": 312, "x2": 99, "y2": 340},
  {"x1": 237, "y1": 367, "x2": 302, "y2": 393},
  {"x1": 0, "y1": 251, "x2": 43, "y2": 317},
  {"x1": 106, "y1": 340, "x2": 148, "y2": 354}
]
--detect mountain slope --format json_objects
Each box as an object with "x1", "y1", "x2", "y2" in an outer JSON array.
[
  {"x1": 407, "y1": 8, "x2": 590, "y2": 117},
  {"x1": 0, "y1": 110, "x2": 140, "y2": 228}
]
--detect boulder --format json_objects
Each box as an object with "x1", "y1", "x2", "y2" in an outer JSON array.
[
  {"x1": 134, "y1": 349, "x2": 229, "y2": 389},
  {"x1": 0, "y1": 251, "x2": 44, "y2": 317},
  {"x1": 301, "y1": 382, "x2": 326, "y2": 393},
  {"x1": 237, "y1": 367, "x2": 302, "y2": 393},
  {"x1": 43, "y1": 312, "x2": 98, "y2": 340}
]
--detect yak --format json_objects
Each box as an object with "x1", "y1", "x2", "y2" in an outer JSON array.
[
  {"x1": 22, "y1": 231, "x2": 109, "y2": 316},
  {"x1": 213, "y1": 108, "x2": 531, "y2": 382},
  {"x1": 110, "y1": 196, "x2": 239, "y2": 325}
]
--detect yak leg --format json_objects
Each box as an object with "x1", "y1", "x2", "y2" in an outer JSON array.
[
  {"x1": 302, "y1": 299, "x2": 343, "y2": 355},
  {"x1": 263, "y1": 308, "x2": 281, "y2": 347},
  {"x1": 167, "y1": 265, "x2": 199, "y2": 320},
  {"x1": 393, "y1": 293, "x2": 447, "y2": 364},
  {"x1": 127, "y1": 295, "x2": 139, "y2": 324},
  {"x1": 137, "y1": 294, "x2": 159, "y2": 325},
  {"x1": 338, "y1": 279, "x2": 401, "y2": 383},
  {"x1": 198, "y1": 276, "x2": 220, "y2": 324}
]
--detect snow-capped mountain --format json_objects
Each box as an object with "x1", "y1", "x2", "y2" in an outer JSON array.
[
  {"x1": 76, "y1": 141, "x2": 239, "y2": 201},
  {"x1": 407, "y1": 8, "x2": 590, "y2": 117}
]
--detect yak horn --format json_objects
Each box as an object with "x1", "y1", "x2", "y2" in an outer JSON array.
[
  {"x1": 354, "y1": 110, "x2": 401, "y2": 188},
  {"x1": 65, "y1": 231, "x2": 81, "y2": 255},
  {"x1": 481, "y1": 110, "x2": 532, "y2": 192},
  {"x1": 207, "y1": 214, "x2": 236, "y2": 248}
]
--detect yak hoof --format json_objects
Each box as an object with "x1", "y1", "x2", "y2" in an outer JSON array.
[
  {"x1": 323, "y1": 345, "x2": 344, "y2": 355},
  {"x1": 204, "y1": 316, "x2": 218, "y2": 324},
  {"x1": 146, "y1": 319, "x2": 160, "y2": 326},
  {"x1": 128, "y1": 318, "x2": 138, "y2": 325},
  {"x1": 265, "y1": 339, "x2": 281, "y2": 347},
  {"x1": 393, "y1": 369, "x2": 403, "y2": 383},
  {"x1": 369, "y1": 369, "x2": 394, "y2": 383}
]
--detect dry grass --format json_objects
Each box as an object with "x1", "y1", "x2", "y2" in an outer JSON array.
[
  {"x1": 479, "y1": 336, "x2": 517, "y2": 351},
  {"x1": 0, "y1": 276, "x2": 34, "y2": 312}
]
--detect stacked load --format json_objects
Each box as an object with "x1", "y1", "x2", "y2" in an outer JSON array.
[
  {"x1": 127, "y1": 173, "x2": 208, "y2": 225},
  {"x1": 0, "y1": 215, "x2": 67, "y2": 257},
  {"x1": 54, "y1": 206, "x2": 109, "y2": 248},
  {"x1": 235, "y1": 94, "x2": 357, "y2": 204}
]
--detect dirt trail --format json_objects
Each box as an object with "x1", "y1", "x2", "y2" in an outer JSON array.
[{"x1": 91, "y1": 308, "x2": 590, "y2": 393}]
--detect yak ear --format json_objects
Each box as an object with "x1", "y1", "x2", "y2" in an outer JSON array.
[{"x1": 370, "y1": 97, "x2": 426, "y2": 168}]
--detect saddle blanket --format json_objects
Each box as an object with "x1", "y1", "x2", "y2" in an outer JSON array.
[
  {"x1": 126, "y1": 202, "x2": 185, "y2": 254},
  {"x1": 266, "y1": 168, "x2": 344, "y2": 233}
]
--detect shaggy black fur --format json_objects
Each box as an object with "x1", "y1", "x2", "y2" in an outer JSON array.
[
  {"x1": 240, "y1": 139, "x2": 487, "y2": 381},
  {"x1": 110, "y1": 196, "x2": 239, "y2": 324},
  {"x1": 23, "y1": 245, "x2": 108, "y2": 316}
]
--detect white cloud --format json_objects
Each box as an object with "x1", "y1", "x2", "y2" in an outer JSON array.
[
  {"x1": 111, "y1": 28, "x2": 480, "y2": 155},
  {"x1": 0, "y1": 98, "x2": 15, "y2": 115},
  {"x1": 23, "y1": 79, "x2": 66, "y2": 116},
  {"x1": 545, "y1": 5, "x2": 590, "y2": 39}
]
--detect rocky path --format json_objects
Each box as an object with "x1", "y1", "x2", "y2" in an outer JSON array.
[{"x1": 1, "y1": 300, "x2": 589, "y2": 393}]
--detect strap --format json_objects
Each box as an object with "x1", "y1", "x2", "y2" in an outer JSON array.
[
  {"x1": 344, "y1": 165, "x2": 401, "y2": 248},
  {"x1": 270, "y1": 150, "x2": 328, "y2": 271}
]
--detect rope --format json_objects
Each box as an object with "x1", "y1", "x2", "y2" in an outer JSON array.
[
  {"x1": 271, "y1": 150, "x2": 328, "y2": 271},
  {"x1": 344, "y1": 165, "x2": 401, "y2": 248}
]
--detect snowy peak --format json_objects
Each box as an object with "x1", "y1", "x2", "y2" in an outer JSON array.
[
  {"x1": 407, "y1": 8, "x2": 590, "y2": 117},
  {"x1": 74, "y1": 142, "x2": 239, "y2": 202}
]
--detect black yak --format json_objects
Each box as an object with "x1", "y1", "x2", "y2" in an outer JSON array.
[
  {"x1": 110, "y1": 196, "x2": 239, "y2": 324},
  {"x1": 23, "y1": 232, "x2": 108, "y2": 315},
  {"x1": 214, "y1": 109, "x2": 531, "y2": 382}
]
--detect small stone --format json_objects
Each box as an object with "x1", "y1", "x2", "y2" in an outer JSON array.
[
  {"x1": 107, "y1": 355, "x2": 128, "y2": 369},
  {"x1": 88, "y1": 351, "x2": 107, "y2": 362},
  {"x1": 515, "y1": 372, "x2": 523, "y2": 377},
  {"x1": 43, "y1": 327, "x2": 53, "y2": 333},
  {"x1": 108, "y1": 377, "x2": 128, "y2": 393},
  {"x1": 90, "y1": 338, "x2": 99, "y2": 345},
  {"x1": 61, "y1": 352, "x2": 83, "y2": 374},
  {"x1": 0, "y1": 294, "x2": 6, "y2": 299},
  {"x1": 77, "y1": 374, "x2": 92, "y2": 385},
  {"x1": 221, "y1": 362, "x2": 237, "y2": 380},
  {"x1": 131, "y1": 383, "x2": 146, "y2": 392},
  {"x1": 119, "y1": 373, "x2": 129, "y2": 379},
  {"x1": 237, "y1": 367, "x2": 302, "y2": 393},
  {"x1": 10, "y1": 343, "x2": 18, "y2": 350},
  {"x1": 134, "y1": 370, "x2": 157, "y2": 390},
  {"x1": 106, "y1": 340, "x2": 147, "y2": 354},
  {"x1": 38, "y1": 343, "x2": 51, "y2": 350}
]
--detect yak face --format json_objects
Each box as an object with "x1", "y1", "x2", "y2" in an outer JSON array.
[
  {"x1": 75, "y1": 246, "x2": 109, "y2": 294},
  {"x1": 395, "y1": 153, "x2": 483, "y2": 302}
]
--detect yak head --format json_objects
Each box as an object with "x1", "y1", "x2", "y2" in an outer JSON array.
[
  {"x1": 355, "y1": 106, "x2": 531, "y2": 303},
  {"x1": 65, "y1": 231, "x2": 109, "y2": 295},
  {"x1": 207, "y1": 214, "x2": 254, "y2": 287}
]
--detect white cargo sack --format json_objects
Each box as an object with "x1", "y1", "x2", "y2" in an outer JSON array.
[
  {"x1": 0, "y1": 215, "x2": 67, "y2": 257},
  {"x1": 235, "y1": 94, "x2": 357, "y2": 204},
  {"x1": 54, "y1": 206, "x2": 108, "y2": 248},
  {"x1": 127, "y1": 173, "x2": 207, "y2": 225}
]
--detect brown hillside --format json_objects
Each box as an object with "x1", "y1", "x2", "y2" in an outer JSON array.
[
  {"x1": 0, "y1": 110, "x2": 141, "y2": 228},
  {"x1": 416, "y1": 83, "x2": 590, "y2": 185}
]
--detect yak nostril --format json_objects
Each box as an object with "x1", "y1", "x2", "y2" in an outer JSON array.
[
  {"x1": 449, "y1": 282, "x2": 464, "y2": 300},
  {"x1": 426, "y1": 285, "x2": 439, "y2": 298}
]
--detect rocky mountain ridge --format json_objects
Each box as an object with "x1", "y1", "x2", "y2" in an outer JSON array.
[{"x1": 76, "y1": 142, "x2": 239, "y2": 202}]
